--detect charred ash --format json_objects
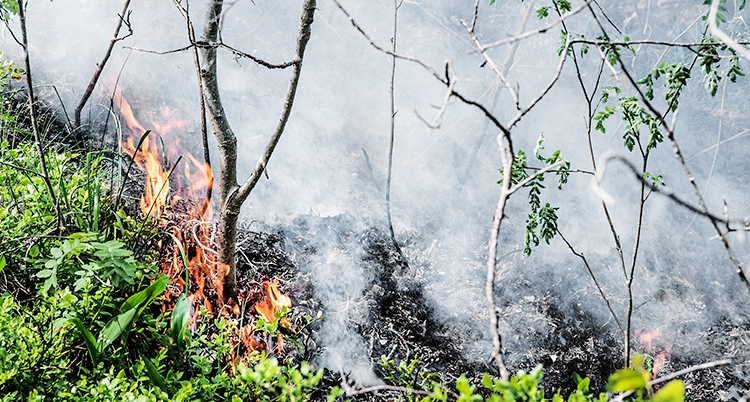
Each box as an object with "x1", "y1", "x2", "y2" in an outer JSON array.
[{"x1": 222, "y1": 215, "x2": 750, "y2": 401}]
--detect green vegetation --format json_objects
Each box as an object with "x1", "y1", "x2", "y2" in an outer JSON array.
[
  {"x1": 0, "y1": 54, "x2": 324, "y2": 400},
  {"x1": 372, "y1": 355, "x2": 683, "y2": 402}
]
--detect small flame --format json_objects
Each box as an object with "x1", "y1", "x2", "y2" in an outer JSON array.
[
  {"x1": 114, "y1": 89, "x2": 171, "y2": 219},
  {"x1": 635, "y1": 329, "x2": 671, "y2": 378},
  {"x1": 255, "y1": 279, "x2": 292, "y2": 323}
]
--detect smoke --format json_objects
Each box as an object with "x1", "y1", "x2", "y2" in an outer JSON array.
[{"x1": 5, "y1": 0, "x2": 750, "y2": 387}]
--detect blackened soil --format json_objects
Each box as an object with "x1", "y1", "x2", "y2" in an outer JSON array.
[{"x1": 355, "y1": 227, "x2": 486, "y2": 385}]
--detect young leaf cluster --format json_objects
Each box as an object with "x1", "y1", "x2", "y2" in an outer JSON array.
[{"x1": 499, "y1": 135, "x2": 568, "y2": 257}]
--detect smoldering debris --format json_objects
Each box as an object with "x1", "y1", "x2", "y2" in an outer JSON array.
[{"x1": 229, "y1": 215, "x2": 750, "y2": 400}]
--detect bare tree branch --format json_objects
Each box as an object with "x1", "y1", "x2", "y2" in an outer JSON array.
[
  {"x1": 558, "y1": 229, "x2": 623, "y2": 332},
  {"x1": 486, "y1": 134, "x2": 513, "y2": 381},
  {"x1": 16, "y1": 0, "x2": 63, "y2": 234},
  {"x1": 461, "y1": 19, "x2": 520, "y2": 110},
  {"x1": 386, "y1": 0, "x2": 401, "y2": 257},
  {"x1": 126, "y1": 42, "x2": 296, "y2": 69},
  {"x1": 74, "y1": 0, "x2": 133, "y2": 128},
  {"x1": 480, "y1": 0, "x2": 594, "y2": 51}
]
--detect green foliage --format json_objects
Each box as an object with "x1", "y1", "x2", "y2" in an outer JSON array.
[
  {"x1": 379, "y1": 355, "x2": 444, "y2": 402},
  {"x1": 170, "y1": 293, "x2": 190, "y2": 353},
  {"x1": 498, "y1": 135, "x2": 567, "y2": 257},
  {"x1": 256, "y1": 306, "x2": 323, "y2": 358},
  {"x1": 696, "y1": 33, "x2": 746, "y2": 97},
  {"x1": 697, "y1": 37, "x2": 723, "y2": 97},
  {"x1": 619, "y1": 97, "x2": 662, "y2": 152},
  {"x1": 538, "y1": 1, "x2": 571, "y2": 19},
  {"x1": 727, "y1": 48, "x2": 746, "y2": 83},
  {"x1": 643, "y1": 172, "x2": 665, "y2": 189},
  {"x1": 607, "y1": 356, "x2": 685, "y2": 402},
  {"x1": 537, "y1": 6, "x2": 551, "y2": 19},
  {"x1": 595, "y1": 35, "x2": 636, "y2": 66},
  {"x1": 0, "y1": 52, "x2": 23, "y2": 92},
  {"x1": 482, "y1": 365, "x2": 546, "y2": 401},
  {"x1": 234, "y1": 354, "x2": 323, "y2": 402},
  {"x1": 35, "y1": 234, "x2": 145, "y2": 295},
  {"x1": 498, "y1": 150, "x2": 530, "y2": 187},
  {"x1": 637, "y1": 63, "x2": 691, "y2": 111},
  {"x1": 702, "y1": 0, "x2": 729, "y2": 25}
]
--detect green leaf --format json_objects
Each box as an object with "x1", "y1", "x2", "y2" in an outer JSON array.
[
  {"x1": 0, "y1": 255, "x2": 5, "y2": 272},
  {"x1": 576, "y1": 376, "x2": 590, "y2": 393},
  {"x1": 67, "y1": 317, "x2": 99, "y2": 363},
  {"x1": 120, "y1": 277, "x2": 170, "y2": 314},
  {"x1": 141, "y1": 354, "x2": 168, "y2": 392},
  {"x1": 36, "y1": 269, "x2": 54, "y2": 278},
  {"x1": 607, "y1": 368, "x2": 648, "y2": 393},
  {"x1": 99, "y1": 308, "x2": 138, "y2": 352},
  {"x1": 171, "y1": 293, "x2": 190, "y2": 351},
  {"x1": 28, "y1": 245, "x2": 40, "y2": 258},
  {"x1": 653, "y1": 380, "x2": 685, "y2": 402}
]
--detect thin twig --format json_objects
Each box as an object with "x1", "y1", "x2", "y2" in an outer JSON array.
[
  {"x1": 507, "y1": 33, "x2": 570, "y2": 129},
  {"x1": 171, "y1": 0, "x2": 213, "y2": 218},
  {"x1": 385, "y1": 0, "x2": 401, "y2": 258},
  {"x1": 415, "y1": 61, "x2": 457, "y2": 129},
  {"x1": 74, "y1": 0, "x2": 133, "y2": 128},
  {"x1": 558, "y1": 229, "x2": 623, "y2": 332},
  {"x1": 16, "y1": 0, "x2": 63, "y2": 234},
  {"x1": 596, "y1": 153, "x2": 750, "y2": 233},
  {"x1": 461, "y1": 19, "x2": 520, "y2": 109},
  {"x1": 126, "y1": 41, "x2": 297, "y2": 69},
  {"x1": 480, "y1": 0, "x2": 594, "y2": 50}
]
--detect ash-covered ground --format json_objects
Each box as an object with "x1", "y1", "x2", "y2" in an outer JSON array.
[{"x1": 232, "y1": 214, "x2": 750, "y2": 401}]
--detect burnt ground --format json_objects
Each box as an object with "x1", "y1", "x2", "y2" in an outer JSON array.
[{"x1": 230, "y1": 215, "x2": 750, "y2": 401}]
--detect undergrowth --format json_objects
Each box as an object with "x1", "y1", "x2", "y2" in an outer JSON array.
[{"x1": 0, "y1": 53, "x2": 687, "y2": 401}]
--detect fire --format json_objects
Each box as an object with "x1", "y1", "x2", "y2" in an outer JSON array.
[
  {"x1": 255, "y1": 279, "x2": 293, "y2": 323},
  {"x1": 635, "y1": 329, "x2": 672, "y2": 378},
  {"x1": 114, "y1": 90, "x2": 171, "y2": 219},
  {"x1": 114, "y1": 90, "x2": 293, "y2": 366}
]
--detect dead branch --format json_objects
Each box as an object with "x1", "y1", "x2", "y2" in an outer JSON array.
[
  {"x1": 16, "y1": 0, "x2": 63, "y2": 234},
  {"x1": 414, "y1": 61, "x2": 457, "y2": 129},
  {"x1": 74, "y1": 0, "x2": 133, "y2": 128},
  {"x1": 125, "y1": 41, "x2": 296, "y2": 69},
  {"x1": 507, "y1": 33, "x2": 570, "y2": 129},
  {"x1": 460, "y1": 19, "x2": 519, "y2": 110},
  {"x1": 385, "y1": 0, "x2": 401, "y2": 257},
  {"x1": 557, "y1": 229, "x2": 623, "y2": 332}
]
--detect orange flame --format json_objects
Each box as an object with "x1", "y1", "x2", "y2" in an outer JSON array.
[
  {"x1": 635, "y1": 329, "x2": 671, "y2": 377},
  {"x1": 255, "y1": 279, "x2": 293, "y2": 323},
  {"x1": 114, "y1": 90, "x2": 170, "y2": 219},
  {"x1": 114, "y1": 91, "x2": 293, "y2": 369}
]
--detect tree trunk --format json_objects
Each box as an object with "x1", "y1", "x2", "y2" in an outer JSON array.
[{"x1": 199, "y1": 0, "x2": 316, "y2": 307}]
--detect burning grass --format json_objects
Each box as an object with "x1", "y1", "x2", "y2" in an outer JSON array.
[{"x1": 1, "y1": 85, "x2": 747, "y2": 401}]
